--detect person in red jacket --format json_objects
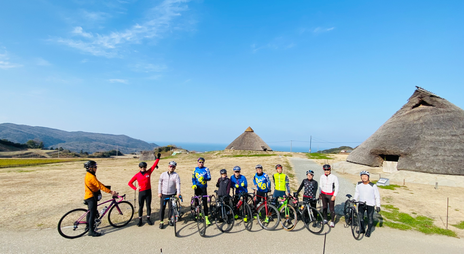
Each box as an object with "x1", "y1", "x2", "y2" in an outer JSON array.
[{"x1": 128, "y1": 153, "x2": 161, "y2": 227}]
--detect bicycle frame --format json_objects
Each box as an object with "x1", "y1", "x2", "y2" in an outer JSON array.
[{"x1": 81, "y1": 195, "x2": 126, "y2": 224}]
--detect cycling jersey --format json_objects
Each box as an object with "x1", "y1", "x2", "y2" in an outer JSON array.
[
  {"x1": 128, "y1": 158, "x2": 160, "y2": 192},
  {"x1": 253, "y1": 172, "x2": 271, "y2": 193},
  {"x1": 158, "y1": 171, "x2": 181, "y2": 195},
  {"x1": 319, "y1": 173, "x2": 339, "y2": 196},
  {"x1": 273, "y1": 173, "x2": 290, "y2": 193},
  {"x1": 296, "y1": 178, "x2": 318, "y2": 199},
  {"x1": 231, "y1": 174, "x2": 248, "y2": 194},
  {"x1": 354, "y1": 181, "x2": 381, "y2": 207},
  {"x1": 84, "y1": 171, "x2": 111, "y2": 200},
  {"x1": 192, "y1": 166, "x2": 211, "y2": 188},
  {"x1": 216, "y1": 177, "x2": 231, "y2": 197}
]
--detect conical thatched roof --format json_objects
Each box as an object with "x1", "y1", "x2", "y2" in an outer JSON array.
[
  {"x1": 347, "y1": 87, "x2": 464, "y2": 175},
  {"x1": 225, "y1": 127, "x2": 272, "y2": 151}
]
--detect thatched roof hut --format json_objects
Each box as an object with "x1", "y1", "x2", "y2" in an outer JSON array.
[
  {"x1": 347, "y1": 87, "x2": 464, "y2": 175},
  {"x1": 225, "y1": 127, "x2": 273, "y2": 151},
  {"x1": 139, "y1": 151, "x2": 155, "y2": 161}
]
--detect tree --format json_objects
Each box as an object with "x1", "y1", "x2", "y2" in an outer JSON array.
[{"x1": 26, "y1": 140, "x2": 39, "y2": 149}]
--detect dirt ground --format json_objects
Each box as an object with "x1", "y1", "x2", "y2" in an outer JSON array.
[
  {"x1": 0, "y1": 151, "x2": 302, "y2": 230},
  {"x1": 1, "y1": 151, "x2": 463, "y2": 238}
]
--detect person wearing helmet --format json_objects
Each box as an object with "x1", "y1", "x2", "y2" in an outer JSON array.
[
  {"x1": 216, "y1": 169, "x2": 231, "y2": 204},
  {"x1": 191, "y1": 157, "x2": 212, "y2": 225},
  {"x1": 253, "y1": 164, "x2": 271, "y2": 205},
  {"x1": 158, "y1": 160, "x2": 182, "y2": 229},
  {"x1": 231, "y1": 166, "x2": 248, "y2": 194},
  {"x1": 272, "y1": 164, "x2": 290, "y2": 207},
  {"x1": 319, "y1": 164, "x2": 339, "y2": 228},
  {"x1": 295, "y1": 170, "x2": 318, "y2": 209},
  {"x1": 353, "y1": 171, "x2": 381, "y2": 237},
  {"x1": 128, "y1": 153, "x2": 161, "y2": 227},
  {"x1": 84, "y1": 160, "x2": 118, "y2": 237}
]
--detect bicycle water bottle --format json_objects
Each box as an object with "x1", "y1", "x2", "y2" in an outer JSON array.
[
  {"x1": 236, "y1": 200, "x2": 243, "y2": 209},
  {"x1": 101, "y1": 206, "x2": 108, "y2": 214},
  {"x1": 172, "y1": 199, "x2": 177, "y2": 208}
]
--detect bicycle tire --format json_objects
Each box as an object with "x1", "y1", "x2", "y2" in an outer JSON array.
[
  {"x1": 108, "y1": 201, "x2": 134, "y2": 228},
  {"x1": 197, "y1": 205, "x2": 207, "y2": 237},
  {"x1": 241, "y1": 202, "x2": 253, "y2": 231},
  {"x1": 172, "y1": 206, "x2": 178, "y2": 237},
  {"x1": 344, "y1": 201, "x2": 351, "y2": 227},
  {"x1": 257, "y1": 204, "x2": 280, "y2": 230},
  {"x1": 279, "y1": 204, "x2": 297, "y2": 231},
  {"x1": 209, "y1": 195, "x2": 216, "y2": 209},
  {"x1": 304, "y1": 206, "x2": 324, "y2": 234},
  {"x1": 246, "y1": 193, "x2": 256, "y2": 214},
  {"x1": 351, "y1": 208, "x2": 362, "y2": 240},
  {"x1": 57, "y1": 208, "x2": 89, "y2": 239},
  {"x1": 214, "y1": 204, "x2": 234, "y2": 232},
  {"x1": 190, "y1": 197, "x2": 197, "y2": 220},
  {"x1": 176, "y1": 199, "x2": 183, "y2": 220}
]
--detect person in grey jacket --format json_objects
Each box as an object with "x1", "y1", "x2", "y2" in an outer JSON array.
[{"x1": 158, "y1": 161, "x2": 181, "y2": 229}]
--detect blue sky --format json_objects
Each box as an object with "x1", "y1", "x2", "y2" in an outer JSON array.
[{"x1": 0, "y1": 0, "x2": 463, "y2": 149}]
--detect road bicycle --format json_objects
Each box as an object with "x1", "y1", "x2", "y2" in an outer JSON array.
[
  {"x1": 232, "y1": 191, "x2": 253, "y2": 231},
  {"x1": 344, "y1": 194, "x2": 364, "y2": 240},
  {"x1": 292, "y1": 195, "x2": 324, "y2": 234},
  {"x1": 211, "y1": 191, "x2": 234, "y2": 232},
  {"x1": 190, "y1": 194, "x2": 215, "y2": 237},
  {"x1": 249, "y1": 188, "x2": 281, "y2": 230},
  {"x1": 276, "y1": 195, "x2": 298, "y2": 231},
  {"x1": 163, "y1": 195, "x2": 183, "y2": 237},
  {"x1": 57, "y1": 194, "x2": 134, "y2": 239}
]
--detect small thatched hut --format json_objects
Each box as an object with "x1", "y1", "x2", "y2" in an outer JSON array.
[
  {"x1": 139, "y1": 151, "x2": 155, "y2": 161},
  {"x1": 347, "y1": 87, "x2": 464, "y2": 175},
  {"x1": 226, "y1": 127, "x2": 272, "y2": 151}
]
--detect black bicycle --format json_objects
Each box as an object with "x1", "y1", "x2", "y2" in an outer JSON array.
[
  {"x1": 232, "y1": 191, "x2": 253, "y2": 231},
  {"x1": 211, "y1": 191, "x2": 234, "y2": 232},
  {"x1": 344, "y1": 194, "x2": 364, "y2": 240},
  {"x1": 163, "y1": 195, "x2": 183, "y2": 237},
  {"x1": 292, "y1": 195, "x2": 324, "y2": 234}
]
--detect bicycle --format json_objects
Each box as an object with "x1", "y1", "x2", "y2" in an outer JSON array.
[
  {"x1": 276, "y1": 195, "x2": 297, "y2": 231},
  {"x1": 190, "y1": 194, "x2": 215, "y2": 237},
  {"x1": 57, "y1": 194, "x2": 134, "y2": 239},
  {"x1": 292, "y1": 195, "x2": 324, "y2": 234},
  {"x1": 163, "y1": 195, "x2": 183, "y2": 237},
  {"x1": 211, "y1": 191, "x2": 234, "y2": 232},
  {"x1": 232, "y1": 191, "x2": 253, "y2": 231},
  {"x1": 344, "y1": 194, "x2": 364, "y2": 240},
  {"x1": 250, "y1": 188, "x2": 280, "y2": 230}
]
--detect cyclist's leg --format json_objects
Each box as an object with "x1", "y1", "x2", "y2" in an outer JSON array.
[
  {"x1": 201, "y1": 188, "x2": 208, "y2": 216},
  {"x1": 273, "y1": 190, "x2": 284, "y2": 207},
  {"x1": 146, "y1": 190, "x2": 152, "y2": 217},
  {"x1": 321, "y1": 194, "x2": 328, "y2": 221},
  {"x1": 86, "y1": 197, "x2": 99, "y2": 235},
  {"x1": 138, "y1": 190, "x2": 146, "y2": 218},
  {"x1": 167, "y1": 194, "x2": 174, "y2": 219},
  {"x1": 328, "y1": 195, "x2": 335, "y2": 223},
  {"x1": 366, "y1": 205, "x2": 375, "y2": 236},
  {"x1": 159, "y1": 195, "x2": 168, "y2": 224},
  {"x1": 358, "y1": 203, "x2": 366, "y2": 233}
]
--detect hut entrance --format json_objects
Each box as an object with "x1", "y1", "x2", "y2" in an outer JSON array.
[{"x1": 380, "y1": 154, "x2": 399, "y2": 173}]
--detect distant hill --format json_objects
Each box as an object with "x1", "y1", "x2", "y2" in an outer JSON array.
[
  {"x1": 0, "y1": 123, "x2": 158, "y2": 153},
  {"x1": 317, "y1": 146, "x2": 354, "y2": 154}
]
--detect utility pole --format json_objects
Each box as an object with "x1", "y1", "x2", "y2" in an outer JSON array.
[{"x1": 309, "y1": 136, "x2": 312, "y2": 153}]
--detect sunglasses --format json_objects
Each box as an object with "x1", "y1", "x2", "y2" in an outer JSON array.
[
  {"x1": 169, "y1": 165, "x2": 176, "y2": 168},
  {"x1": 198, "y1": 161, "x2": 204, "y2": 163}
]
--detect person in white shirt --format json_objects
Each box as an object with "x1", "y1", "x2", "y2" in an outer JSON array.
[
  {"x1": 319, "y1": 164, "x2": 339, "y2": 228},
  {"x1": 353, "y1": 171, "x2": 381, "y2": 237}
]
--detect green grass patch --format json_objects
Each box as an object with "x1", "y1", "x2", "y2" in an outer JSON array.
[
  {"x1": 452, "y1": 221, "x2": 464, "y2": 230},
  {"x1": 222, "y1": 154, "x2": 277, "y2": 157},
  {"x1": 372, "y1": 180, "x2": 403, "y2": 190},
  {"x1": 305, "y1": 153, "x2": 332, "y2": 160},
  {"x1": 384, "y1": 221, "x2": 412, "y2": 230},
  {"x1": 0, "y1": 158, "x2": 86, "y2": 168}
]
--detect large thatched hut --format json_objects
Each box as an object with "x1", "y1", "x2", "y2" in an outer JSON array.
[
  {"x1": 226, "y1": 127, "x2": 272, "y2": 151},
  {"x1": 347, "y1": 87, "x2": 464, "y2": 175}
]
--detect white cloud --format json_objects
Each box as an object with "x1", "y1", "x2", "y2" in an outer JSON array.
[
  {"x1": 36, "y1": 58, "x2": 51, "y2": 66},
  {"x1": 313, "y1": 27, "x2": 335, "y2": 33},
  {"x1": 109, "y1": 79, "x2": 128, "y2": 84},
  {"x1": 55, "y1": 0, "x2": 191, "y2": 57},
  {"x1": 0, "y1": 50, "x2": 23, "y2": 69}
]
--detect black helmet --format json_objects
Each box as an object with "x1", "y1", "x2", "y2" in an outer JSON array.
[
  {"x1": 306, "y1": 170, "x2": 315, "y2": 175},
  {"x1": 220, "y1": 169, "x2": 227, "y2": 174},
  {"x1": 275, "y1": 164, "x2": 282, "y2": 169},
  {"x1": 323, "y1": 164, "x2": 331, "y2": 170},
  {"x1": 84, "y1": 160, "x2": 97, "y2": 170},
  {"x1": 139, "y1": 162, "x2": 147, "y2": 168}
]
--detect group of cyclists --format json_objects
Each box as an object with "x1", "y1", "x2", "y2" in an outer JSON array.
[{"x1": 83, "y1": 154, "x2": 381, "y2": 237}]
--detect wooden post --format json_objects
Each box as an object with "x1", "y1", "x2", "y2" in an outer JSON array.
[
  {"x1": 403, "y1": 179, "x2": 405, "y2": 186},
  {"x1": 446, "y1": 197, "x2": 449, "y2": 229}
]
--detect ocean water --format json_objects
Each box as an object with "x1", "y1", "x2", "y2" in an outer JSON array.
[{"x1": 153, "y1": 141, "x2": 328, "y2": 153}]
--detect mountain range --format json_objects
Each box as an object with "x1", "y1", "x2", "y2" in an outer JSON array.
[{"x1": 0, "y1": 123, "x2": 158, "y2": 154}]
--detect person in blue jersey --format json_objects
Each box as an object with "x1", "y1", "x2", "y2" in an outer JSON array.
[
  {"x1": 230, "y1": 166, "x2": 248, "y2": 216},
  {"x1": 191, "y1": 157, "x2": 212, "y2": 225},
  {"x1": 253, "y1": 164, "x2": 271, "y2": 205}
]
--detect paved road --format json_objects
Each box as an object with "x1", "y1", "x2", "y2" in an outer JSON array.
[{"x1": 1, "y1": 158, "x2": 463, "y2": 253}]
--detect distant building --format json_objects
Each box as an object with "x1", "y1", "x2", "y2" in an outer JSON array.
[{"x1": 225, "y1": 127, "x2": 272, "y2": 151}]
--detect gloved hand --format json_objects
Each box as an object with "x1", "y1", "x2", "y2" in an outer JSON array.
[
  {"x1": 376, "y1": 207, "x2": 381, "y2": 213},
  {"x1": 235, "y1": 184, "x2": 239, "y2": 188},
  {"x1": 192, "y1": 185, "x2": 197, "y2": 190},
  {"x1": 157, "y1": 153, "x2": 161, "y2": 159},
  {"x1": 155, "y1": 165, "x2": 159, "y2": 169},
  {"x1": 241, "y1": 182, "x2": 245, "y2": 187}
]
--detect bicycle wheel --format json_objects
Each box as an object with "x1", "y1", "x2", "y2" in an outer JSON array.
[
  {"x1": 257, "y1": 204, "x2": 280, "y2": 230},
  {"x1": 190, "y1": 197, "x2": 197, "y2": 220},
  {"x1": 240, "y1": 202, "x2": 253, "y2": 231},
  {"x1": 305, "y1": 206, "x2": 324, "y2": 234},
  {"x1": 246, "y1": 194, "x2": 256, "y2": 214},
  {"x1": 351, "y1": 209, "x2": 362, "y2": 240},
  {"x1": 279, "y1": 204, "x2": 297, "y2": 231},
  {"x1": 176, "y1": 199, "x2": 184, "y2": 220},
  {"x1": 214, "y1": 204, "x2": 234, "y2": 232},
  {"x1": 344, "y1": 201, "x2": 351, "y2": 227},
  {"x1": 172, "y1": 207, "x2": 178, "y2": 237},
  {"x1": 209, "y1": 195, "x2": 216, "y2": 210},
  {"x1": 57, "y1": 208, "x2": 88, "y2": 239},
  {"x1": 108, "y1": 201, "x2": 134, "y2": 228},
  {"x1": 197, "y1": 206, "x2": 207, "y2": 237}
]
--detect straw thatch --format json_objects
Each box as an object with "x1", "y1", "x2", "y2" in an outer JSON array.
[
  {"x1": 139, "y1": 151, "x2": 155, "y2": 161},
  {"x1": 347, "y1": 87, "x2": 464, "y2": 175},
  {"x1": 225, "y1": 127, "x2": 273, "y2": 151}
]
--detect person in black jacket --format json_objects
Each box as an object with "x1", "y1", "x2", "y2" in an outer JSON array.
[
  {"x1": 295, "y1": 170, "x2": 319, "y2": 209},
  {"x1": 216, "y1": 169, "x2": 231, "y2": 204}
]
